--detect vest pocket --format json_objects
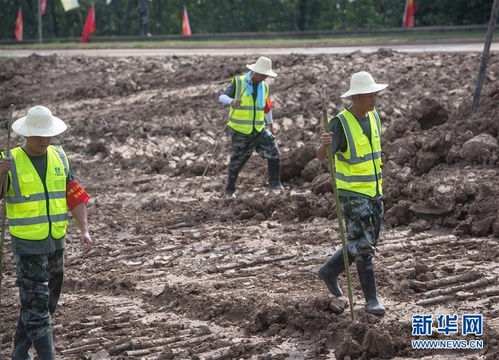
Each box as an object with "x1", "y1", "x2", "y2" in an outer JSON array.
[
  {"x1": 50, "y1": 178, "x2": 66, "y2": 189},
  {"x1": 53, "y1": 198, "x2": 67, "y2": 209},
  {"x1": 12, "y1": 201, "x2": 39, "y2": 218},
  {"x1": 349, "y1": 160, "x2": 373, "y2": 174},
  {"x1": 11, "y1": 224, "x2": 42, "y2": 235},
  {"x1": 51, "y1": 220, "x2": 69, "y2": 236},
  {"x1": 356, "y1": 136, "x2": 369, "y2": 146},
  {"x1": 20, "y1": 173, "x2": 36, "y2": 197}
]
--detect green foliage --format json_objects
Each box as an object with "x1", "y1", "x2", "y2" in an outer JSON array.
[
  {"x1": 0, "y1": 0, "x2": 495, "y2": 41},
  {"x1": 415, "y1": 0, "x2": 494, "y2": 26}
]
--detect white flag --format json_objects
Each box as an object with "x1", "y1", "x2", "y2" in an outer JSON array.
[{"x1": 61, "y1": 0, "x2": 80, "y2": 12}]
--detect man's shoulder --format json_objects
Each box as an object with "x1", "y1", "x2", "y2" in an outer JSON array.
[
  {"x1": 329, "y1": 116, "x2": 343, "y2": 127},
  {"x1": 9, "y1": 146, "x2": 24, "y2": 156}
]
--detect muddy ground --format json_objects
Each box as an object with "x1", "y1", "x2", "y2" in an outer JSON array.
[{"x1": 0, "y1": 49, "x2": 498, "y2": 359}]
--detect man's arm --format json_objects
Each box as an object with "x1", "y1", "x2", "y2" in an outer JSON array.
[
  {"x1": 264, "y1": 98, "x2": 275, "y2": 135},
  {"x1": 316, "y1": 118, "x2": 346, "y2": 160},
  {"x1": 66, "y1": 178, "x2": 93, "y2": 257},
  {"x1": 71, "y1": 202, "x2": 93, "y2": 257},
  {"x1": 219, "y1": 80, "x2": 238, "y2": 106},
  {"x1": 0, "y1": 157, "x2": 12, "y2": 198}
]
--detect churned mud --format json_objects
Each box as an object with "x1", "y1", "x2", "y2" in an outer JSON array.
[{"x1": 0, "y1": 49, "x2": 498, "y2": 359}]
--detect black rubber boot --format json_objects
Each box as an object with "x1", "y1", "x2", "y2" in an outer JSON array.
[
  {"x1": 268, "y1": 158, "x2": 283, "y2": 189},
  {"x1": 11, "y1": 317, "x2": 33, "y2": 360},
  {"x1": 32, "y1": 330, "x2": 55, "y2": 360},
  {"x1": 225, "y1": 171, "x2": 239, "y2": 199},
  {"x1": 318, "y1": 249, "x2": 354, "y2": 297},
  {"x1": 356, "y1": 258, "x2": 386, "y2": 315}
]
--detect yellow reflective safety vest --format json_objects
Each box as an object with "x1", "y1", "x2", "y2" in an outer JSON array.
[
  {"x1": 227, "y1": 75, "x2": 269, "y2": 134},
  {"x1": 4, "y1": 146, "x2": 69, "y2": 241},
  {"x1": 334, "y1": 109, "x2": 382, "y2": 197}
]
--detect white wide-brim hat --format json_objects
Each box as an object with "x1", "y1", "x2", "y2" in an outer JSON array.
[
  {"x1": 12, "y1": 105, "x2": 67, "y2": 137},
  {"x1": 341, "y1": 71, "x2": 388, "y2": 98},
  {"x1": 246, "y1": 56, "x2": 277, "y2": 77}
]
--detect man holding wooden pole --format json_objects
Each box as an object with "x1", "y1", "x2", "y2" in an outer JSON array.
[
  {"x1": 0, "y1": 105, "x2": 94, "y2": 359},
  {"x1": 316, "y1": 71, "x2": 388, "y2": 316}
]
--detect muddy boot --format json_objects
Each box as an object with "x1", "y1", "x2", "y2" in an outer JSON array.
[
  {"x1": 225, "y1": 171, "x2": 238, "y2": 199},
  {"x1": 11, "y1": 318, "x2": 33, "y2": 360},
  {"x1": 356, "y1": 258, "x2": 385, "y2": 315},
  {"x1": 268, "y1": 158, "x2": 283, "y2": 190},
  {"x1": 318, "y1": 249, "x2": 354, "y2": 297},
  {"x1": 32, "y1": 330, "x2": 55, "y2": 360}
]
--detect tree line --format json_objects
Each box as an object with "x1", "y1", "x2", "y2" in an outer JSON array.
[{"x1": 0, "y1": 0, "x2": 495, "y2": 41}]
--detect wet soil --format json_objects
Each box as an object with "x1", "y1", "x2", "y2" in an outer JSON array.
[{"x1": 0, "y1": 49, "x2": 498, "y2": 359}]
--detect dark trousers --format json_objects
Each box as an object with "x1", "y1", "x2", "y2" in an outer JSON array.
[
  {"x1": 226, "y1": 129, "x2": 280, "y2": 193},
  {"x1": 12, "y1": 250, "x2": 64, "y2": 360}
]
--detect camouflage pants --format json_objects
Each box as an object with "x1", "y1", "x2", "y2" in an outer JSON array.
[
  {"x1": 226, "y1": 129, "x2": 280, "y2": 192},
  {"x1": 14, "y1": 250, "x2": 64, "y2": 342},
  {"x1": 339, "y1": 196, "x2": 383, "y2": 261}
]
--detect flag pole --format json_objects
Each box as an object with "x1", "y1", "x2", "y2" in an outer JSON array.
[{"x1": 37, "y1": 0, "x2": 43, "y2": 43}]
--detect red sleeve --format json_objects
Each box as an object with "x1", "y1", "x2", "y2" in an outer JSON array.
[{"x1": 264, "y1": 97, "x2": 273, "y2": 114}]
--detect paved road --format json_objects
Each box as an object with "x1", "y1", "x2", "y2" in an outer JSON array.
[{"x1": 1, "y1": 42, "x2": 498, "y2": 57}]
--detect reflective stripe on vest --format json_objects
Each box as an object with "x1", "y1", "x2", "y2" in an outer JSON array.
[
  {"x1": 5, "y1": 146, "x2": 69, "y2": 240},
  {"x1": 227, "y1": 75, "x2": 269, "y2": 134},
  {"x1": 334, "y1": 109, "x2": 382, "y2": 197}
]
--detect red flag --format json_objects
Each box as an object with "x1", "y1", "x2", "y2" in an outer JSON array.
[
  {"x1": 14, "y1": 7, "x2": 23, "y2": 41},
  {"x1": 41, "y1": 0, "x2": 47, "y2": 15},
  {"x1": 80, "y1": 4, "x2": 96, "y2": 43},
  {"x1": 182, "y1": 6, "x2": 191, "y2": 36},
  {"x1": 403, "y1": 0, "x2": 416, "y2": 27}
]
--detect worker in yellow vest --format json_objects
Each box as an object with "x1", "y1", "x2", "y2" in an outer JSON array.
[
  {"x1": 0, "y1": 105, "x2": 94, "y2": 359},
  {"x1": 219, "y1": 56, "x2": 283, "y2": 200},
  {"x1": 316, "y1": 71, "x2": 388, "y2": 315}
]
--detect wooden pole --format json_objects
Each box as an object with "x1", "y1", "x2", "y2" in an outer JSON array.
[
  {"x1": 471, "y1": 0, "x2": 499, "y2": 115},
  {"x1": 194, "y1": 119, "x2": 229, "y2": 196},
  {"x1": 321, "y1": 91, "x2": 355, "y2": 321},
  {"x1": 0, "y1": 104, "x2": 14, "y2": 328}
]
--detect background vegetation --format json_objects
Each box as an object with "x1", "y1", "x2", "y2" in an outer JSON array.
[{"x1": 0, "y1": 0, "x2": 495, "y2": 41}]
